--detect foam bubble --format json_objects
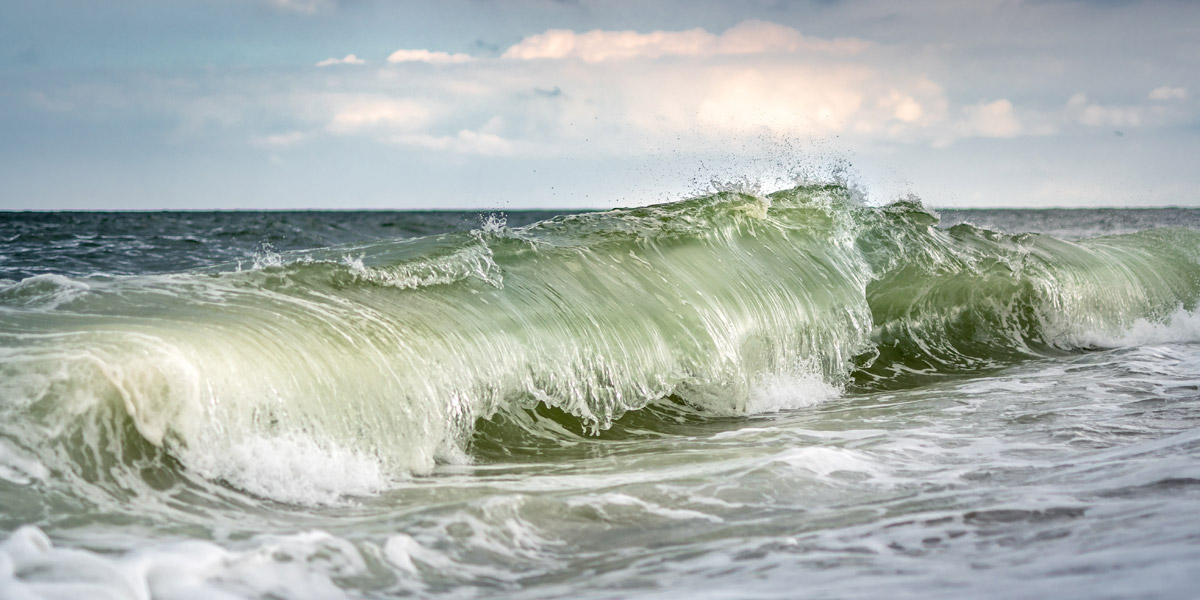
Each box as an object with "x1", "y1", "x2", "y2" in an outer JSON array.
[
  {"x1": 0, "y1": 526, "x2": 368, "y2": 600},
  {"x1": 1066, "y1": 307, "x2": 1200, "y2": 348},
  {"x1": 383, "y1": 533, "x2": 456, "y2": 574},
  {"x1": 341, "y1": 243, "x2": 503, "y2": 289},
  {"x1": 249, "y1": 243, "x2": 284, "y2": 270},
  {"x1": 567, "y1": 493, "x2": 724, "y2": 523},
  {"x1": 0, "y1": 441, "x2": 48, "y2": 486},
  {"x1": 182, "y1": 433, "x2": 389, "y2": 505},
  {"x1": 475, "y1": 213, "x2": 508, "y2": 233},
  {"x1": 770, "y1": 446, "x2": 882, "y2": 479},
  {"x1": 746, "y1": 371, "x2": 841, "y2": 414}
]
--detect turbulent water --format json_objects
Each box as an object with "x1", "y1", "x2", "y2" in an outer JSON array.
[{"x1": 2, "y1": 186, "x2": 1200, "y2": 599}]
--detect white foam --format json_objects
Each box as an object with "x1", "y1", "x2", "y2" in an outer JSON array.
[
  {"x1": 745, "y1": 370, "x2": 841, "y2": 414},
  {"x1": 0, "y1": 441, "x2": 48, "y2": 486},
  {"x1": 0, "y1": 274, "x2": 90, "y2": 310},
  {"x1": 1066, "y1": 307, "x2": 1200, "y2": 348},
  {"x1": 383, "y1": 531, "x2": 525, "y2": 588},
  {"x1": 567, "y1": 493, "x2": 724, "y2": 523},
  {"x1": 249, "y1": 244, "x2": 284, "y2": 270},
  {"x1": 341, "y1": 244, "x2": 503, "y2": 289},
  {"x1": 770, "y1": 446, "x2": 882, "y2": 479},
  {"x1": 383, "y1": 533, "x2": 456, "y2": 574},
  {"x1": 709, "y1": 427, "x2": 776, "y2": 440},
  {"x1": 183, "y1": 433, "x2": 388, "y2": 506},
  {"x1": 474, "y1": 213, "x2": 508, "y2": 233},
  {"x1": 0, "y1": 526, "x2": 367, "y2": 600}
]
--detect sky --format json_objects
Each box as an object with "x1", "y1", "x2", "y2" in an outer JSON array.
[{"x1": 1, "y1": 0, "x2": 1197, "y2": 210}]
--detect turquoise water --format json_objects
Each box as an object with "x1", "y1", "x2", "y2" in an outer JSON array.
[{"x1": 2, "y1": 187, "x2": 1199, "y2": 599}]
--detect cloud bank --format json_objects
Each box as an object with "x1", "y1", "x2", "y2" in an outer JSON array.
[
  {"x1": 5, "y1": 1, "x2": 1199, "y2": 209},
  {"x1": 501, "y1": 20, "x2": 869, "y2": 62}
]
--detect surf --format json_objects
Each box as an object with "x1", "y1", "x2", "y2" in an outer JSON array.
[{"x1": 2, "y1": 184, "x2": 1199, "y2": 503}]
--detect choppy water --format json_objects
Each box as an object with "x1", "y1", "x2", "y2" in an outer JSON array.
[{"x1": 2, "y1": 188, "x2": 1200, "y2": 599}]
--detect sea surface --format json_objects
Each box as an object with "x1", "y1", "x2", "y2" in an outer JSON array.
[{"x1": 2, "y1": 187, "x2": 1200, "y2": 599}]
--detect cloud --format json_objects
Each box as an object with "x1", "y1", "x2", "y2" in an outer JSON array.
[
  {"x1": 315, "y1": 54, "x2": 365, "y2": 67},
  {"x1": 44, "y1": 16, "x2": 1183, "y2": 169},
  {"x1": 5, "y1": 1, "x2": 1200, "y2": 210},
  {"x1": 392, "y1": 130, "x2": 516, "y2": 155},
  {"x1": 689, "y1": 66, "x2": 869, "y2": 135},
  {"x1": 253, "y1": 131, "x2": 308, "y2": 147},
  {"x1": 1149, "y1": 86, "x2": 1187, "y2": 101},
  {"x1": 390, "y1": 117, "x2": 516, "y2": 155},
  {"x1": 325, "y1": 97, "x2": 431, "y2": 134},
  {"x1": 308, "y1": 25, "x2": 992, "y2": 154},
  {"x1": 960, "y1": 99, "x2": 1024, "y2": 138},
  {"x1": 501, "y1": 20, "x2": 869, "y2": 63},
  {"x1": 265, "y1": 0, "x2": 334, "y2": 14},
  {"x1": 1068, "y1": 93, "x2": 1142, "y2": 128},
  {"x1": 506, "y1": 60, "x2": 954, "y2": 151},
  {"x1": 386, "y1": 49, "x2": 475, "y2": 64},
  {"x1": 881, "y1": 90, "x2": 925, "y2": 123}
]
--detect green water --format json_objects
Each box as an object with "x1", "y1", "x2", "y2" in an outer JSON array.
[{"x1": 2, "y1": 187, "x2": 1200, "y2": 599}]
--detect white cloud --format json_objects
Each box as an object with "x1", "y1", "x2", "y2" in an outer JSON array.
[
  {"x1": 331, "y1": 27, "x2": 1011, "y2": 154},
  {"x1": 892, "y1": 97, "x2": 924, "y2": 123},
  {"x1": 960, "y1": 99, "x2": 1023, "y2": 138},
  {"x1": 325, "y1": 97, "x2": 431, "y2": 134},
  {"x1": 315, "y1": 54, "x2": 365, "y2": 67},
  {"x1": 1068, "y1": 93, "x2": 1142, "y2": 128},
  {"x1": 878, "y1": 89, "x2": 929, "y2": 124},
  {"x1": 386, "y1": 49, "x2": 475, "y2": 64},
  {"x1": 548, "y1": 60, "x2": 959, "y2": 153},
  {"x1": 1149, "y1": 86, "x2": 1187, "y2": 101},
  {"x1": 63, "y1": 18, "x2": 1181, "y2": 166},
  {"x1": 265, "y1": 0, "x2": 334, "y2": 14},
  {"x1": 253, "y1": 131, "x2": 308, "y2": 147},
  {"x1": 388, "y1": 116, "x2": 516, "y2": 155},
  {"x1": 503, "y1": 28, "x2": 712, "y2": 62},
  {"x1": 689, "y1": 66, "x2": 868, "y2": 135},
  {"x1": 392, "y1": 130, "x2": 516, "y2": 156},
  {"x1": 501, "y1": 20, "x2": 869, "y2": 63},
  {"x1": 8, "y1": 1, "x2": 1200, "y2": 210}
]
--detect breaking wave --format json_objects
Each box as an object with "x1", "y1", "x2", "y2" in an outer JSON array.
[{"x1": 2, "y1": 184, "x2": 1199, "y2": 504}]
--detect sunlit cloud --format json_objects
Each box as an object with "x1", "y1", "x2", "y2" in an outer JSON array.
[
  {"x1": 960, "y1": 99, "x2": 1023, "y2": 138},
  {"x1": 386, "y1": 49, "x2": 475, "y2": 64},
  {"x1": 316, "y1": 54, "x2": 365, "y2": 67},
  {"x1": 502, "y1": 20, "x2": 869, "y2": 63},
  {"x1": 4, "y1": 1, "x2": 1200, "y2": 208},
  {"x1": 325, "y1": 97, "x2": 432, "y2": 134}
]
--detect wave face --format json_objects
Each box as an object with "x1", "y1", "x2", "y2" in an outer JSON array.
[{"x1": 2, "y1": 185, "x2": 1199, "y2": 503}]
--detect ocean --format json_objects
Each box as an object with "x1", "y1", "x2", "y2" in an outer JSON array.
[{"x1": 2, "y1": 185, "x2": 1199, "y2": 599}]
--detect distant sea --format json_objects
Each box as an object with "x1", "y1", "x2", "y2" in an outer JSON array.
[{"x1": 3, "y1": 189, "x2": 1200, "y2": 599}]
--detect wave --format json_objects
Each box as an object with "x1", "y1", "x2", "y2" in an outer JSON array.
[{"x1": 2, "y1": 185, "x2": 1199, "y2": 504}]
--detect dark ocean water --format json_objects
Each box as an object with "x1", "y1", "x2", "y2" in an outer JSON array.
[
  {"x1": 5, "y1": 207, "x2": 1195, "y2": 280},
  {"x1": 2, "y1": 191, "x2": 1200, "y2": 599},
  {"x1": 0, "y1": 210, "x2": 574, "y2": 281}
]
